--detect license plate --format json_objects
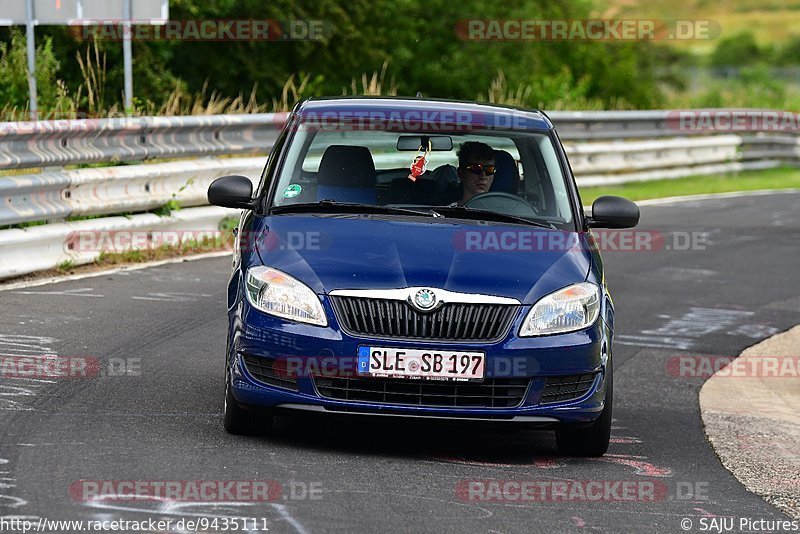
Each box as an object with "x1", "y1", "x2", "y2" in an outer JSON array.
[{"x1": 357, "y1": 346, "x2": 485, "y2": 381}]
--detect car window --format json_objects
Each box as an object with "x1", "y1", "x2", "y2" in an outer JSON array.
[
  {"x1": 300, "y1": 132, "x2": 519, "y2": 172},
  {"x1": 271, "y1": 123, "x2": 574, "y2": 227}
]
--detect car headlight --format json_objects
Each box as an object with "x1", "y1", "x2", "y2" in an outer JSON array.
[
  {"x1": 519, "y1": 282, "x2": 600, "y2": 336},
  {"x1": 244, "y1": 266, "x2": 327, "y2": 326}
]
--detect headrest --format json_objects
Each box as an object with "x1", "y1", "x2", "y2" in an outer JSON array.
[
  {"x1": 491, "y1": 150, "x2": 519, "y2": 194},
  {"x1": 318, "y1": 145, "x2": 376, "y2": 188}
]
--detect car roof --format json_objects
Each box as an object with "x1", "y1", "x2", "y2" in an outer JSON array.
[{"x1": 293, "y1": 96, "x2": 553, "y2": 131}]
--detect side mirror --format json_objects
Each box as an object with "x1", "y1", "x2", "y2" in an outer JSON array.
[
  {"x1": 587, "y1": 196, "x2": 640, "y2": 228},
  {"x1": 208, "y1": 175, "x2": 256, "y2": 209}
]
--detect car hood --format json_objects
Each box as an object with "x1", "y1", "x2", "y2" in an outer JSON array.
[{"x1": 253, "y1": 215, "x2": 592, "y2": 305}]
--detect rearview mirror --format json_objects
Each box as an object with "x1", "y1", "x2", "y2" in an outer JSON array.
[
  {"x1": 208, "y1": 175, "x2": 257, "y2": 209},
  {"x1": 587, "y1": 196, "x2": 640, "y2": 229},
  {"x1": 396, "y1": 135, "x2": 454, "y2": 151}
]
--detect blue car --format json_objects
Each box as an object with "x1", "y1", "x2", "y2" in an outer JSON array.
[{"x1": 208, "y1": 97, "x2": 639, "y2": 456}]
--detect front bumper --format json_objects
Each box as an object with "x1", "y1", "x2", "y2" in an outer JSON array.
[{"x1": 228, "y1": 297, "x2": 610, "y2": 425}]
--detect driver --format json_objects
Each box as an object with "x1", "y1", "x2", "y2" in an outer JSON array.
[{"x1": 456, "y1": 141, "x2": 495, "y2": 205}]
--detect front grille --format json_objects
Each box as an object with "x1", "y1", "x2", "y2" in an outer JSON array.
[
  {"x1": 329, "y1": 296, "x2": 517, "y2": 341},
  {"x1": 540, "y1": 373, "x2": 598, "y2": 404},
  {"x1": 241, "y1": 354, "x2": 298, "y2": 391},
  {"x1": 314, "y1": 376, "x2": 530, "y2": 408}
]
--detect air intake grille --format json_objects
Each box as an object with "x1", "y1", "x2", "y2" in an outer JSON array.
[
  {"x1": 241, "y1": 355, "x2": 299, "y2": 391},
  {"x1": 540, "y1": 373, "x2": 598, "y2": 404},
  {"x1": 329, "y1": 296, "x2": 516, "y2": 341},
  {"x1": 314, "y1": 376, "x2": 529, "y2": 408}
]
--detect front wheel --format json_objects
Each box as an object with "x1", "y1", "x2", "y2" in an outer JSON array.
[
  {"x1": 224, "y1": 375, "x2": 274, "y2": 435},
  {"x1": 556, "y1": 364, "x2": 613, "y2": 457}
]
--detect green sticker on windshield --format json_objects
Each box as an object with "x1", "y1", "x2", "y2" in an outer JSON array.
[{"x1": 283, "y1": 184, "x2": 302, "y2": 198}]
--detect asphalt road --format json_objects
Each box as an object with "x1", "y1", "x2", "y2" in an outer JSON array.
[{"x1": 1, "y1": 191, "x2": 799, "y2": 533}]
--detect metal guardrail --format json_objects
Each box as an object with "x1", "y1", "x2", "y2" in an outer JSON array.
[
  {"x1": 0, "y1": 108, "x2": 798, "y2": 280},
  {"x1": 3, "y1": 109, "x2": 797, "y2": 170},
  {"x1": 551, "y1": 110, "x2": 674, "y2": 140},
  {"x1": 0, "y1": 114, "x2": 277, "y2": 170},
  {"x1": 0, "y1": 157, "x2": 263, "y2": 226},
  {"x1": 0, "y1": 206, "x2": 239, "y2": 280}
]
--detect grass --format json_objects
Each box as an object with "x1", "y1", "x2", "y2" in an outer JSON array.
[
  {"x1": 56, "y1": 259, "x2": 76, "y2": 272},
  {"x1": 91, "y1": 237, "x2": 231, "y2": 266},
  {"x1": 93, "y1": 218, "x2": 238, "y2": 266},
  {"x1": 597, "y1": 0, "x2": 800, "y2": 52},
  {"x1": 578, "y1": 166, "x2": 800, "y2": 204},
  {"x1": 2, "y1": 216, "x2": 240, "y2": 284}
]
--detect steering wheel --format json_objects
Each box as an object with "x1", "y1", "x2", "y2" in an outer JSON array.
[{"x1": 464, "y1": 191, "x2": 539, "y2": 217}]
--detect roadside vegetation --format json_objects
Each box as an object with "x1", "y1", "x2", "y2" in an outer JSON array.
[
  {"x1": 579, "y1": 167, "x2": 800, "y2": 204},
  {"x1": 45, "y1": 217, "x2": 239, "y2": 278},
  {"x1": 1, "y1": 0, "x2": 798, "y2": 276},
  {"x1": 4, "y1": 0, "x2": 798, "y2": 117}
]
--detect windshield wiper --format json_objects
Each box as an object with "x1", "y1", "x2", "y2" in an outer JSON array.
[
  {"x1": 429, "y1": 205, "x2": 558, "y2": 229},
  {"x1": 270, "y1": 200, "x2": 436, "y2": 218},
  {"x1": 271, "y1": 201, "x2": 557, "y2": 229}
]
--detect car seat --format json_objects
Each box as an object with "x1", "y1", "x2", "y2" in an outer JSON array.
[
  {"x1": 490, "y1": 150, "x2": 519, "y2": 195},
  {"x1": 316, "y1": 145, "x2": 377, "y2": 204}
]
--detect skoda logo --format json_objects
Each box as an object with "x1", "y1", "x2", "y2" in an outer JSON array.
[{"x1": 412, "y1": 289, "x2": 437, "y2": 311}]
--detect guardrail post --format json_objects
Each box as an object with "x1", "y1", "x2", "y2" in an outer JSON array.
[{"x1": 24, "y1": 0, "x2": 38, "y2": 120}]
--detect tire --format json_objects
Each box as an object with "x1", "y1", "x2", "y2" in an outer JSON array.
[
  {"x1": 224, "y1": 373, "x2": 274, "y2": 436},
  {"x1": 556, "y1": 362, "x2": 613, "y2": 457}
]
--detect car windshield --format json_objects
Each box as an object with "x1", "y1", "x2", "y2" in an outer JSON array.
[{"x1": 268, "y1": 122, "x2": 575, "y2": 228}]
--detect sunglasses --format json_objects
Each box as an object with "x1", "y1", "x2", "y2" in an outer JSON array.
[{"x1": 463, "y1": 163, "x2": 496, "y2": 176}]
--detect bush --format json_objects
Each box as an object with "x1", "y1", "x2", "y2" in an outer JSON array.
[
  {"x1": 680, "y1": 65, "x2": 791, "y2": 109},
  {"x1": 709, "y1": 32, "x2": 764, "y2": 67},
  {"x1": 774, "y1": 35, "x2": 800, "y2": 65},
  {"x1": 0, "y1": 28, "x2": 74, "y2": 116}
]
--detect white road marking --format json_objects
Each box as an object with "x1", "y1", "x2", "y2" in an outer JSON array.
[
  {"x1": 727, "y1": 324, "x2": 780, "y2": 338},
  {"x1": 0, "y1": 334, "x2": 58, "y2": 350},
  {"x1": 0, "y1": 386, "x2": 35, "y2": 397},
  {"x1": 0, "y1": 400, "x2": 28, "y2": 410},
  {"x1": 131, "y1": 292, "x2": 212, "y2": 302},
  {"x1": 0, "y1": 459, "x2": 27, "y2": 510},
  {"x1": 627, "y1": 188, "x2": 800, "y2": 207},
  {"x1": 0, "y1": 334, "x2": 60, "y2": 416},
  {"x1": 269, "y1": 502, "x2": 311, "y2": 534},
  {"x1": 0, "y1": 251, "x2": 231, "y2": 292},
  {"x1": 618, "y1": 308, "x2": 755, "y2": 350},
  {"x1": 85, "y1": 497, "x2": 268, "y2": 534},
  {"x1": 2, "y1": 378, "x2": 57, "y2": 385},
  {"x1": 11, "y1": 288, "x2": 104, "y2": 298},
  {"x1": 642, "y1": 308, "x2": 752, "y2": 338},
  {"x1": 0, "y1": 347, "x2": 58, "y2": 354},
  {"x1": 583, "y1": 188, "x2": 800, "y2": 212},
  {"x1": 657, "y1": 267, "x2": 719, "y2": 278},
  {"x1": 17, "y1": 443, "x2": 86, "y2": 446},
  {"x1": 615, "y1": 335, "x2": 694, "y2": 350}
]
